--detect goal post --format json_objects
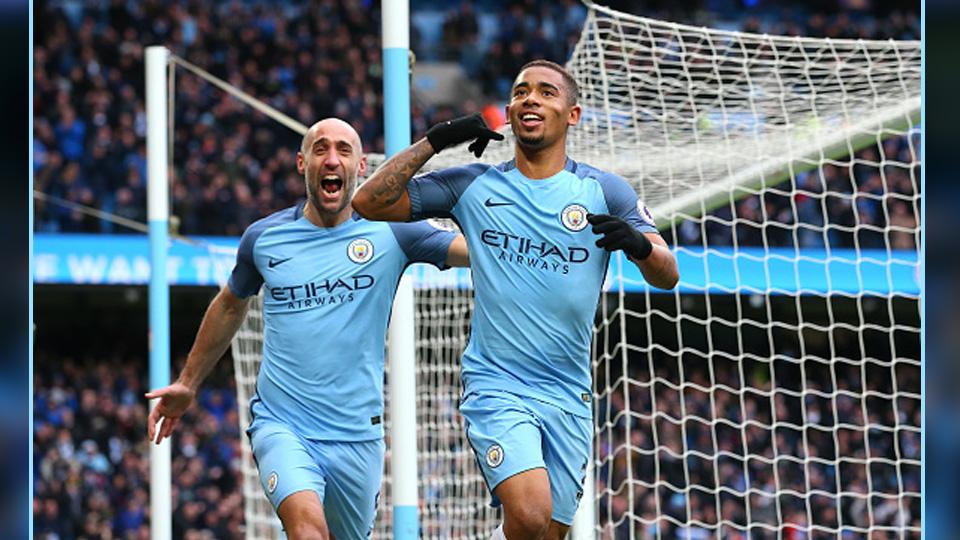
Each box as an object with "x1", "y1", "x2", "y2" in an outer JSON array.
[
  {"x1": 145, "y1": 44, "x2": 171, "y2": 540},
  {"x1": 382, "y1": 2, "x2": 421, "y2": 539}
]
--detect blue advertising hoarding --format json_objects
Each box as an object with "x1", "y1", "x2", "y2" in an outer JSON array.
[{"x1": 33, "y1": 233, "x2": 920, "y2": 296}]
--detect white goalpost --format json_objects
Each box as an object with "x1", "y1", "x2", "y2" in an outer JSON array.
[{"x1": 148, "y1": 1, "x2": 921, "y2": 538}]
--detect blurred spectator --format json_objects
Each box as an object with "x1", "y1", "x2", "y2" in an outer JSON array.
[
  {"x1": 54, "y1": 107, "x2": 86, "y2": 163},
  {"x1": 441, "y1": 1, "x2": 480, "y2": 61}
]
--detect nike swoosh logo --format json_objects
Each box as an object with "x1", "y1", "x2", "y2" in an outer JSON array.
[
  {"x1": 268, "y1": 257, "x2": 292, "y2": 268},
  {"x1": 484, "y1": 198, "x2": 515, "y2": 208}
]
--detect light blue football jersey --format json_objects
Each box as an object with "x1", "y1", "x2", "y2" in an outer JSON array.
[
  {"x1": 408, "y1": 158, "x2": 656, "y2": 418},
  {"x1": 228, "y1": 201, "x2": 455, "y2": 441}
]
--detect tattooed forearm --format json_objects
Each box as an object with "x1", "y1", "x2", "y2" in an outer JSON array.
[{"x1": 367, "y1": 138, "x2": 435, "y2": 206}]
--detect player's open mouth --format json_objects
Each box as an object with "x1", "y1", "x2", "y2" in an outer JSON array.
[
  {"x1": 321, "y1": 175, "x2": 343, "y2": 194},
  {"x1": 520, "y1": 113, "x2": 543, "y2": 128}
]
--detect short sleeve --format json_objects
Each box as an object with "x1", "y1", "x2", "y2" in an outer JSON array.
[
  {"x1": 227, "y1": 225, "x2": 265, "y2": 298},
  {"x1": 408, "y1": 164, "x2": 487, "y2": 221},
  {"x1": 388, "y1": 220, "x2": 457, "y2": 269},
  {"x1": 596, "y1": 172, "x2": 658, "y2": 234}
]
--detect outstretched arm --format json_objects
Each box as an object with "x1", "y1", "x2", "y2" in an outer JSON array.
[
  {"x1": 145, "y1": 286, "x2": 251, "y2": 443},
  {"x1": 353, "y1": 113, "x2": 503, "y2": 221}
]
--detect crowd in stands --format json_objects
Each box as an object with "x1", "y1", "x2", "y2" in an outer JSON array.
[
  {"x1": 33, "y1": 352, "x2": 244, "y2": 539},
  {"x1": 33, "y1": 0, "x2": 920, "y2": 242}
]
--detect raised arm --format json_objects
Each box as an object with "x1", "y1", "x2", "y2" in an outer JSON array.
[
  {"x1": 145, "y1": 286, "x2": 251, "y2": 443},
  {"x1": 353, "y1": 138, "x2": 435, "y2": 221},
  {"x1": 353, "y1": 113, "x2": 503, "y2": 222}
]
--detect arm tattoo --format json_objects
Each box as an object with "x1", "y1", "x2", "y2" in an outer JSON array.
[{"x1": 368, "y1": 138, "x2": 435, "y2": 206}]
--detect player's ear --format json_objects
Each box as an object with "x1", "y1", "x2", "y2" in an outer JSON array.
[
  {"x1": 503, "y1": 103, "x2": 511, "y2": 124},
  {"x1": 296, "y1": 151, "x2": 305, "y2": 174},
  {"x1": 358, "y1": 154, "x2": 367, "y2": 176},
  {"x1": 568, "y1": 103, "x2": 581, "y2": 127}
]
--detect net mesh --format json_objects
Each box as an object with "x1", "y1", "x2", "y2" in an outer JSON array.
[
  {"x1": 426, "y1": 3, "x2": 921, "y2": 223},
  {"x1": 228, "y1": 2, "x2": 920, "y2": 538},
  {"x1": 402, "y1": 278, "x2": 499, "y2": 539}
]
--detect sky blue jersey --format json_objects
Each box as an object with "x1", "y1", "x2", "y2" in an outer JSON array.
[
  {"x1": 408, "y1": 158, "x2": 657, "y2": 417},
  {"x1": 228, "y1": 201, "x2": 456, "y2": 441}
]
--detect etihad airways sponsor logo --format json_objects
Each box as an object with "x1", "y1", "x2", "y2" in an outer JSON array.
[
  {"x1": 480, "y1": 229, "x2": 590, "y2": 275},
  {"x1": 268, "y1": 274, "x2": 374, "y2": 309}
]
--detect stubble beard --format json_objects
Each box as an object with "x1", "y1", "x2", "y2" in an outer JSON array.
[
  {"x1": 513, "y1": 121, "x2": 546, "y2": 149},
  {"x1": 511, "y1": 115, "x2": 550, "y2": 150},
  {"x1": 517, "y1": 133, "x2": 546, "y2": 149},
  {"x1": 305, "y1": 178, "x2": 324, "y2": 214}
]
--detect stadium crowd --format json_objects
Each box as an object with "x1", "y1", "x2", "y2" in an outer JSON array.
[
  {"x1": 33, "y1": 352, "x2": 244, "y2": 539},
  {"x1": 33, "y1": 0, "x2": 920, "y2": 242},
  {"x1": 33, "y1": 0, "x2": 921, "y2": 538}
]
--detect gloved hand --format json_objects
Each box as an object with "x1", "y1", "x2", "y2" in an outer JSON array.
[
  {"x1": 426, "y1": 113, "x2": 505, "y2": 157},
  {"x1": 587, "y1": 213, "x2": 654, "y2": 260}
]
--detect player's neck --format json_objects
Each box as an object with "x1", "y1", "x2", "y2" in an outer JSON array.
[
  {"x1": 303, "y1": 201, "x2": 352, "y2": 228},
  {"x1": 513, "y1": 142, "x2": 568, "y2": 180}
]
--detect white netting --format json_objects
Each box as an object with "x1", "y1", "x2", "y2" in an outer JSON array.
[
  {"x1": 386, "y1": 274, "x2": 500, "y2": 539},
  {"x1": 425, "y1": 4, "x2": 921, "y2": 220},
  {"x1": 228, "y1": 2, "x2": 920, "y2": 538},
  {"x1": 572, "y1": 8, "x2": 921, "y2": 538}
]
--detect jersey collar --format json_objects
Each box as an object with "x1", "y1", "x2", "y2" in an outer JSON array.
[{"x1": 502, "y1": 157, "x2": 577, "y2": 175}]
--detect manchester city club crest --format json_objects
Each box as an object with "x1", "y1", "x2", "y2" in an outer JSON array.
[
  {"x1": 267, "y1": 471, "x2": 278, "y2": 494},
  {"x1": 347, "y1": 238, "x2": 374, "y2": 264},
  {"x1": 561, "y1": 204, "x2": 589, "y2": 231},
  {"x1": 486, "y1": 444, "x2": 504, "y2": 468}
]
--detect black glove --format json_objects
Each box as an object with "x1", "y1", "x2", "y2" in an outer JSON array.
[
  {"x1": 426, "y1": 113, "x2": 505, "y2": 157},
  {"x1": 587, "y1": 213, "x2": 654, "y2": 260}
]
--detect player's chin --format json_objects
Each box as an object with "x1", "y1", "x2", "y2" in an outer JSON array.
[
  {"x1": 516, "y1": 133, "x2": 546, "y2": 149},
  {"x1": 315, "y1": 193, "x2": 347, "y2": 214}
]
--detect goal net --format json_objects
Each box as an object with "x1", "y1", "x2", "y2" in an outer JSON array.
[
  {"x1": 570, "y1": 6, "x2": 921, "y2": 538},
  {"x1": 230, "y1": 2, "x2": 921, "y2": 539}
]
